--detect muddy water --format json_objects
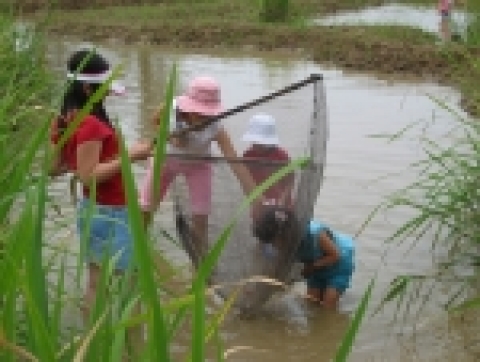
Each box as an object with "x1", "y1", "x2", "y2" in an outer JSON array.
[
  {"x1": 313, "y1": 3, "x2": 470, "y2": 38},
  {"x1": 46, "y1": 38, "x2": 475, "y2": 361}
]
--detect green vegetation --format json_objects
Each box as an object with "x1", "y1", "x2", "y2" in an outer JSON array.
[
  {"x1": 0, "y1": 14, "x2": 54, "y2": 221},
  {"x1": 260, "y1": 0, "x2": 289, "y2": 22},
  {"x1": 364, "y1": 50, "x2": 480, "y2": 326},
  {"x1": 465, "y1": 1, "x2": 480, "y2": 45},
  {"x1": 338, "y1": 16, "x2": 480, "y2": 361}
]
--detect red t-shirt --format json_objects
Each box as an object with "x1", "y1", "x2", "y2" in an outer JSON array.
[
  {"x1": 52, "y1": 115, "x2": 125, "y2": 206},
  {"x1": 242, "y1": 146, "x2": 293, "y2": 205}
]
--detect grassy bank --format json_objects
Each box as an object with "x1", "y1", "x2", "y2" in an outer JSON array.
[{"x1": 25, "y1": 0, "x2": 480, "y2": 116}]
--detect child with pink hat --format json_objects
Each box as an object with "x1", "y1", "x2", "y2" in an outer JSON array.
[{"x1": 139, "y1": 76, "x2": 258, "y2": 265}]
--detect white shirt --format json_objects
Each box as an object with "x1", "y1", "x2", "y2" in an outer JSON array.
[{"x1": 167, "y1": 99, "x2": 222, "y2": 155}]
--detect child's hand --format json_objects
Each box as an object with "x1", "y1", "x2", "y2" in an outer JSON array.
[{"x1": 128, "y1": 140, "x2": 153, "y2": 161}]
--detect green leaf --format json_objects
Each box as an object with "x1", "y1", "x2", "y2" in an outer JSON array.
[{"x1": 334, "y1": 279, "x2": 375, "y2": 362}]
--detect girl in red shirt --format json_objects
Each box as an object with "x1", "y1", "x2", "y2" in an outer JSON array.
[{"x1": 50, "y1": 49, "x2": 152, "y2": 321}]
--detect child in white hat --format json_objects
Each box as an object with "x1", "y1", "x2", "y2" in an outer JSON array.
[{"x1": 242, "y1": 113, "x2": 293, "y2": 207}]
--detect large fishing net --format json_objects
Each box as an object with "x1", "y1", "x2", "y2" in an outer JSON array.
[{"x1": 165, "y1": 74, "x2": 327, "y2": 312}]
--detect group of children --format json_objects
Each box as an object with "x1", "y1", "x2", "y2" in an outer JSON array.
[{"x1": 50, "y1": 49, "x2": 355, "y2": 316}]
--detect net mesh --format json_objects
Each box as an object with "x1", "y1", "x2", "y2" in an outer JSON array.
[{"x1": 169, "y1": 74, "x2": 327, "y2": 312}]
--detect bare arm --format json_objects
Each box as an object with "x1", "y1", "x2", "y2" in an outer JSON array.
[
  {"x1": 215, "y1": 128, "x2": 257, "y2": 196},
  {"x1": 313, "y1": 230, "x2": 340, "y2": 268},
  {"x1": 76, "y1": 140, "x2": 152, "y2": 185}
]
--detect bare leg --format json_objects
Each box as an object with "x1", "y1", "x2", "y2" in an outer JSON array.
[
  {"x1": 322, "y1": 286, "x2": 342, "y2": 310},
  {"x1": 306, "y1": 287, "x2": 323, "y2": 305}
]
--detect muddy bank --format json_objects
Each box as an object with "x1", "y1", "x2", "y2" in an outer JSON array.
[{"x1": 45, "y1": 22, "x2": 448, "y2": 75}]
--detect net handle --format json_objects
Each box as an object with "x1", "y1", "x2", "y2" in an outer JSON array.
[
  {"x1": 167, "y1": 73, "x2": 323, "y2": 139},
  {"x1": 165, "y1": 153, "x2": 290, "y2": 165}
]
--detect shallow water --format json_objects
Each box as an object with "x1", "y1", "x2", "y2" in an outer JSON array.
[
  {"x1": 45, "y1": 37, "x2": 477, "y2": 361},
  {"x1": 313, "y1": 3, "x2": 470, "y2": 37}
]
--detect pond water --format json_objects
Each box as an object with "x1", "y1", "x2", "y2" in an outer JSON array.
[
  {"x1": 313, "y1": 3, "x2": 470, "y2": 38},
  {"x1": 45, "y1": 37, "x2": 478, "y2": 361}
]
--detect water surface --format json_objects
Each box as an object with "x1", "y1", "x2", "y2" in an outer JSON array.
[
  {"x1": 46, "y1": 37, "x2": 474, "y2": 361},
  {"x1": 313, "y1": 3, "x2": 470, "y2": 37}
]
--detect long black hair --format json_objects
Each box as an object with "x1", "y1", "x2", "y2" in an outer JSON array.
[{"x1": 59, "y1": 49, "x2": 112, "y2": 130}]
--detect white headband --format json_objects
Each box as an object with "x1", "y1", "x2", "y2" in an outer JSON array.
[
  {"x1": 66, "y1": 70, "x2": 126, "y2": 95},
  {"x1": 67, "y1": 69, "x2": 112, "y2": 83}
]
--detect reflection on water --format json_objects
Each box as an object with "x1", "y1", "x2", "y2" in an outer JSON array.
[
  {"x1": 46, "y1": 37, "x2": 472, "y2": 361},
  {"x1": 313, "y1": 3, "x2": 470, "y2": 38}
]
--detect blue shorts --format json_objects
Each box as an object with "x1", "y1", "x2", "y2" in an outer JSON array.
[
  {"x1": 306, "y1": 272, "x2": 352, "y2": 294},
  {"x1": 77, "y1": 199, "x2": 133, "y2": 271},
  {"x1": 306, "y1": 260, "x2": 354, "y2": 294}
]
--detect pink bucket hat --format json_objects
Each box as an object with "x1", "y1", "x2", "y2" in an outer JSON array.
[{"x1": 176, "y1": 76, "x2": 224, "y2": 116}]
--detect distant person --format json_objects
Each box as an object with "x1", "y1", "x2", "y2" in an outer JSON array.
[
  {"x1": 242, "y1": 113, "x2": 294, "y2": 207},
  {"x1": 438, "y1": 0, "x2": 454, "y2": 41},
  {"x1": 254, "y1": 206, "x2": 355, "y2": 310},
  {"x1": 139, "y1": 76, "x2": 259, "y2": 265}
]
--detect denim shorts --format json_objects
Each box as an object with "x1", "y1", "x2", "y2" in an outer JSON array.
[
  {"x1": 77, "y1": 199, "x2": 133, "y2": 271},
  {"x1": 306, "y1": 272, "x2": 352, "y2": 294},
  {"x1": 306, "y1": 260, "x2": 354, "y2": 295}
]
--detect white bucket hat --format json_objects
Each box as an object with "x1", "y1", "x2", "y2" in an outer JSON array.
[{"x1": 242, "y1": 113, "x2": 279, "y2": 146}]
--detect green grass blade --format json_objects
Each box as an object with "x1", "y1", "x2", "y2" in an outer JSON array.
[
  {"x1": 334, "y1": 279, "x2": 375, "y2": 362},
  {"x1": 152, "y1": 64, "x2": 176, "y2": 211},
  {"x1": 117, "y1": 124, "x2": 169, "y2": 361},
  {"x1": 111, "y1": 296, "x2": 140, "y2": 362}
]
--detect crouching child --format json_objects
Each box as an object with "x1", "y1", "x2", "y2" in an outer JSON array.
[{"x1": 253, "y1": 206, "x2": 355, "y2": 310}]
